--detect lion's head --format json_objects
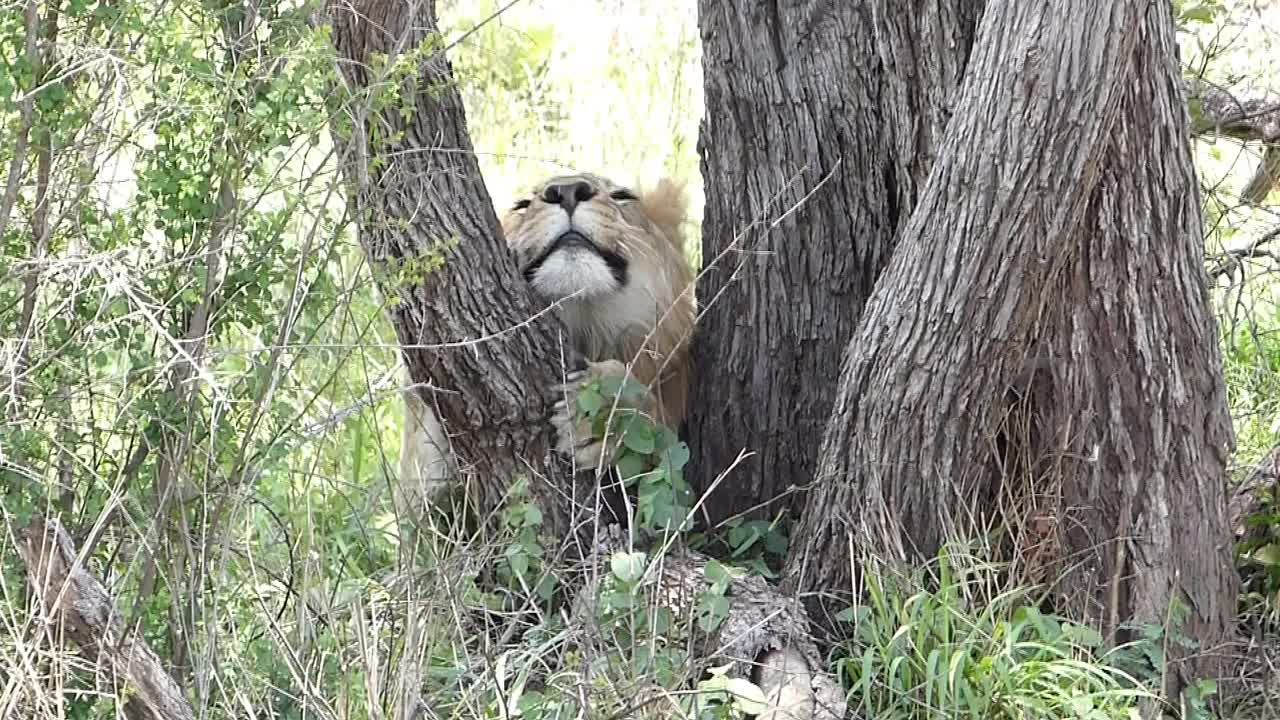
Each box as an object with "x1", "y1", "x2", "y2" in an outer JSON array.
[{"x1": 501, "y1": 172, "x2": 694, "y2": 371}]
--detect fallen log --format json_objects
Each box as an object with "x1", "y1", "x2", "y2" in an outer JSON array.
[
  {"x1": 568, "y1": 528, "x2": 848, "y2": 720},
  {"x1": 17, "y1": 518, "x2": 195, "y2": 720}
]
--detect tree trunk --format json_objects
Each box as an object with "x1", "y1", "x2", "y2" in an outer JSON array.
[
  {"x1": 327, "y1": 0, "x2": 586, "y2": 535},
  {"x1": 690, "y1": 0, "x2": 982, "y2": 526},
  {"x1": 785, "y1": 0, "x2": 1238, "y2": 692},
  {"x1": 326, "y1": 7, "x2": 852, "y2": 716}
]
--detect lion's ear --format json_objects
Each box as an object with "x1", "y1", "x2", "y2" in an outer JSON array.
[{"x1": 639, "y1": 178, "x2": 689, "y2": 248}]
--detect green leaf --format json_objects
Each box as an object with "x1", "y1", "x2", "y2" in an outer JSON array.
[
  {"x1": 705, "y1": 559, "x2": 731, "y2": 587},
  {"x1": 1250, "y1": 543, "x2": 1280, "y2": 566},
  {"x1": 698, "y1": 594, "x2": 730, "y2": 633},
  {"x1": 534, "y1": 574, "x2": 557, "y2": 601},
  {"x1": 622, "y1": 419, "x2": 656, "y2": 454},
  {"x1": 507, "y1": 551, "x2": 529, "y2": 579},
  {"x1": 1181, "y1": 4, "x2": 1217, "y2": 23},
  {"x1": 610, "y1": 551, "x2": 646, "y2": 584},
  {"x1": 660, "y1": 441, "x2": 690, "y2": 472},
  {"x1": 576, "y1": 385, "x2": 604, "y2": 415},
  {"x1": 523, "y1": 503, "x2": 543, "y2": 527},
  {"x1": 615, "y1": 452, "x2": 649, "y2": 481},
  {"x1": 1061, "y1": 622, "x2": 1104, "y2": 649},
  {"x1": 723, "y1": 678, "x2": 768, "y2": 715}
]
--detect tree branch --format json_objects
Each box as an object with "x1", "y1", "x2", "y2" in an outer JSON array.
[
  {"x1": 1208, "y1": 225, "x2": 1280, "y2": 280},
  {"x1": 1187, "y1": 78, "x2": 1280, "y2": 205},
  {"x1": 326, "y1": 0, "x2": 588, "y2": 536},
  {"x1": 1241, "y1": 143, "x2": 1279, "y2": 205},
  {"x1": 1188, "y1": 78, "x2": 1280, "y2": 142}
]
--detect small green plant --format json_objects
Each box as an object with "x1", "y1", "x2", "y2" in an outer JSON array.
[
  {"x1": 575, "y1": 372, "x2": 694, "y2": 535},
  {"x1": 1172, "y1": 0, "x2": 1224, "y2": 29},
  {"x1": 836, "y1": 547, "x2": 1148, "y2": 719},
  {"x1": 694, "y1": 559, "x2": 744, "y2": 633},
  {"x1": 1104, "y1": 598, "x2": 1220, "y2": 720},
  {"x1": 495, "y1": 477, "x2": 557, "y2": 603},
  {"x1": 591, "y1": 549, "x2": 690, "y2": 691},
  {"x1": 688, "y1": 515, "x2": 790, "y2": 578},
  {"x1": 689, "y1": 664, "x2": 769, "y2": 719}
]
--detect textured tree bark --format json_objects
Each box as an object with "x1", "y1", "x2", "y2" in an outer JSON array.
[
  {"x1": 327, "y1": 0, "x2": 586, "y2": 535},
  {"x1": 785, "y1": 0, "x2": 1238, "y2": 692},
  {"x1": 1039, "y1": 10, "x2": 1238, "y2": 685},
  {"x1": 690, "y1": 0, "x2": 982, "y2": 525}
]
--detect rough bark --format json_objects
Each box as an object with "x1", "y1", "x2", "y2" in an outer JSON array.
[
  {"x1": 785, "y1": 0, "x2": 1238, "y2": 691},
  {"x1": 17, "y1": 518, "x2": 196, "y2": 720},
  {"x1": 1036, "y1": 10, "x2": 1238, "y2": 687},
  {"x1": 327, "y1": 0, "x2": 587, "y2": 536},
  {"x1": 690, "y1": 0, "x2": 982, "y2": 526}
]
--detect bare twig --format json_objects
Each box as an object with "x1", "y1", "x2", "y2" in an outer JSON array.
[{"x1": 1208, "y1": 225, "x2": 1280, "y2": 279}]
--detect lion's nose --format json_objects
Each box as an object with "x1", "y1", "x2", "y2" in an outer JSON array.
[{"x1": 542, "y1": 181, "x2": 595, "y2": 216}]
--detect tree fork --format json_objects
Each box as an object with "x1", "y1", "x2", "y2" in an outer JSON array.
[{"x1": 325, "y1": 5, "x2": 851, "y2": 715}]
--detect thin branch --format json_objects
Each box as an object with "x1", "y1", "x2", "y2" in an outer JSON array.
[
  {"x1": 1241, "y1": 143, "x2": 1279, "y2": 205},
  {"x1": 1208, "y1": 225, "x2": 1280, "y2": 279},
  {"x1": 0, "y1": 0, "x2": 40, "y2": 244},
  {"x1": 1187, "y1": 78, "x2": 1280, "y2": 142}
]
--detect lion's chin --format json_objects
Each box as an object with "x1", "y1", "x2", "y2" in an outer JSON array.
[
  {"x1": 522, "y1": 230, "x2": 630, "y2": 301},
  {"x1": 527, "y1": 247, "x2": 623, "y2": 301}
]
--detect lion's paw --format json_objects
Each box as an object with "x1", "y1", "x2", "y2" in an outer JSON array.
[{"x1": 549, "y1": 359, "x2": 637, "y2": 471}]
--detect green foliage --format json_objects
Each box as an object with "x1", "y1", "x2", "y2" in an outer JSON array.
[
  {"x1": 692, "y1": 665, "x2": 770, "y2": 719},
  {"x1": 688, "y1": 514, "x2": 791, "y2": 578},
  {"x1": 694, "y1": 558, "x2": 740, "y2": 633},
  {"x1": 835, "y1": 548, "x2": 1149, "y2": 720},
  {"x1": 1105, "y1": 598, "x2": 1221, "y2": 720},
  {"x1": 575, "y1": 372, "x2": 695, "y2": 535},
  {"x1": 495, "y1": 477, "x2": 557, "y2": 603},
  {"x1": 1172, "y1": 0, "x2": 1225, "y2": 29},
  {"x1": 1, "y1": 2, "x2": 405, "y2": 716}
]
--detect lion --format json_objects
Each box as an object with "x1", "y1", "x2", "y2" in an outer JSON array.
[{"x1": 397, "y1": 172, "x2": 696, "y2": 517}]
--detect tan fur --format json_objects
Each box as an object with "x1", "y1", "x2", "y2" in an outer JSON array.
[
  {"x1": 398, "y1": 171, "x2": 696, "y2": 509},
  {"x1": 503, "y1": 173, "x2": 694, "y2": 431}
]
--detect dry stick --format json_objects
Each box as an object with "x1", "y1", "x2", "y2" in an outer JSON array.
[
  {"x1": 17, "y1": 518, "x2": 196, "y2": 720},
  {"x1": 0, "y1": 0, "x2": 39, "y2": 245},
  {"x1": 2, "y1": 0, "x2": 54, "y2": 413}
]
